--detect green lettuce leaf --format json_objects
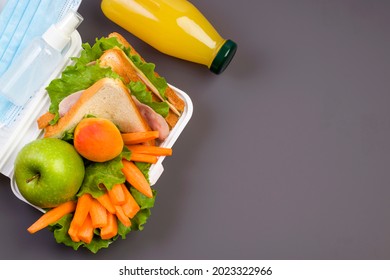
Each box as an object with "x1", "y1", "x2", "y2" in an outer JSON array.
[
  {"x1": 128, "y1": 81, "x2": 169, "y2": 117},
  {"x1": 81, "y1": 36, "x2": 169, "y2": 98},
  {"x1": 74, "y1": 37, "x2": 126, "y2": 66},
  {"x1": 130, "y1": 188, "x2": 156, "y2": 231},
  {"x1": 129, "y1": 54, "x2": 168, "y2": 99},
  {"x1": 77, "y1": 36, "x2": 169, "y2": 100},
  {"x1": 117, "y1": 221, "x2": 133, "y2": 240},
  {"x1": 49, "y1": 214, "x2": 113, "y2": 253},
  {"x1": 134, "y1": 162, "x2": 151, "y2": 183},
  {"x1": 61, "y1": 128, "x2": 76, "y2": 142},
  {"x1": 121, "y1": 146, "x2": 132, "y2": 161},
  {"x1": 46, "y1": 63, "x2": 120, "y2": 124},
  {"x1": 77, "y1": 155, "x2": 127, "y2": 198},
  {"x1": 78, "y1": 159, "x2": 124, "y2": 197}
]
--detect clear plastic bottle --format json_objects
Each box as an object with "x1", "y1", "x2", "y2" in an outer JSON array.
[
  {"x1": 0, "y1": 10, "x2": 83, "y2": 106},
  {"x1": 101, "y1": 0, "x2": 237, "y2": 74}
]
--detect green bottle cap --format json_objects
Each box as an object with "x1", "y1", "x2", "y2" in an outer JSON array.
[{"x1": 210, "y1": 39, "x2": 237, "y2": 74}]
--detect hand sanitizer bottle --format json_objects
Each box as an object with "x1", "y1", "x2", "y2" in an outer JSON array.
[{"x1": 0, "y1": 10, "x2": 83, "y2": 106}]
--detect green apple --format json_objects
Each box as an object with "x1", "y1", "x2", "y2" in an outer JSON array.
[{"x1": 14, "y1": 138, "x2": 85, "y2": 208}]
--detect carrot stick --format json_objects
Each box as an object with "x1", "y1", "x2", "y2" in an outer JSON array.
[
  {"x1": 89, "y1": 199, "x2": 108, "y2": 228},
  {"x1": 120, "y1": 184, "x2": 140, "y2": 218},
  {"x1": 114, "y1": 205, "x2": 132, "y2": 227},
  {"x1": 130, "y1": 152, "x2": 158, "y2": 164},
  {"x1": 108, "y1": 183, "x2": 126, "y2": 205},
  {"x1": 122, "y1": 159, "x2": 153, "y2": 198},
  {"x1": 68, "y1": 221, "x2": 80, "y2": 242},
  {"x1": 27, "y1": 200, "x2": 76, "y2": 234},
  {"x1": 121, "y1": 131, "x2": 159, "y2": 145},
  {"x1": 101, "y1": 212, "x2": 118, "y2": 240},
  {"x1": 77, "y1": 214, "x2": 94, "y2": 244},
  {"x1": 96, "y1": 192, "x2": 116, "y2": 214},
  {"x1": 71, "y1": 193, "x2": 93, "y2": 228},
  {"x1": 126, "y1": 145, "x2": 172, "y2": 156}
]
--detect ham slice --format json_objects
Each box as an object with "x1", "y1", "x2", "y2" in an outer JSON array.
[
  {"x1": 59, "y1": 90, "x2": 84, "y2": 117},
  {"x1": 131, "y1": 96, "x2": 170, "y2": 141}
]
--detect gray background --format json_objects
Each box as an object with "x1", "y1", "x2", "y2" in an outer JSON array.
[{"x1": 1, "y1": 0, "x2": 390, "y2": 259}]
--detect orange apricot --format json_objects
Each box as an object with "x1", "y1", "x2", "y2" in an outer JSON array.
[{"x1": 74, "y1": 118, "x2": 124, "y2": 162}]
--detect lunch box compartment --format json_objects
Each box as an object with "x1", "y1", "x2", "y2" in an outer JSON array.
[{"x1": 0, "y1": 30, "x2": 193, "y2": 212}]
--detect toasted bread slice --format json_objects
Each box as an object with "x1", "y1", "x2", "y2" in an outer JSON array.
[
  {"x1": 107, "y1": 32, "x2": 185, "y2": 125},
  {"x1": 99, "y1": 47, "x2": 179, "y2": 128},
  {"x1": 100, "y1": 48, "x2": 142, "y2": 86},
  {"x1": 42, "y1": 78, "x2": 151, "y2": 138}
]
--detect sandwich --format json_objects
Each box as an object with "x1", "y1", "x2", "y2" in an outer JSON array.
[
  {"x1": 40, "y1": 78, "x2": 151, "y2": 139},
  {"x1": 32, "y1": 33, "x2": 185, "y2": 253},
  {"x1": 38, "y1": 32, "x2": 185, "y2": 142}
]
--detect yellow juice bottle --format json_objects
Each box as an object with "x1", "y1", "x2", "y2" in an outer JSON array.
[{"x1": 101, "y1": 0, "x2": 237, "y2": 74}]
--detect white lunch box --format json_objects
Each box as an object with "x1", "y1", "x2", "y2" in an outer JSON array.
[{"x1": 0, "y1": 30, "x2": 193, "y2": 212}]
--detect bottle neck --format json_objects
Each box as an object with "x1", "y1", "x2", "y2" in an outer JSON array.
[
  {"x1": 42, "y1": 25, "x2": 70, "y2": 52},
  {"x1": 209, "y1": 39, "x2": 237, "y2": 74}
]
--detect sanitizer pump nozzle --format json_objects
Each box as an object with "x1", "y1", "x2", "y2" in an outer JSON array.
[{"x1": 0, "y1": 10, "x2": 83, "y2": 107}]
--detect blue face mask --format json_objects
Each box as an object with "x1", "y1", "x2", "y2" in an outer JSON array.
[
  {"x1": 0, "y1": 0, "x2": 82, "y2": 75},
  {"x1": 0, "y1": 0, "x2": 82, "y2": 127}
]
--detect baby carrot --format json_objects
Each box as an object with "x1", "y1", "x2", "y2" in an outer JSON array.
[
  {"x1": 108, "y1": 183, "x2": 126, "y2": 205},
  {"x1": 77, "y1": 214, "x2": 94, "y2": 244},
  {"x1": 89, "y1": 199, "x2": 108, "y2": 228},
  {"x1": 96, "y1": 192, "x2": 116, "y2": 214},
  {"x1": 130, "y1": 152, "x2": 158, "y2": 164},
  {"x1": 121, "y1": 131, "x2": 159, "y2": 145},
  {"x1": 120, "y1": 184, "x2": 140, "y2": 219},
  {"x1": 27, "y1": 201, "x2": 76, "y2": 234},
  {"x1": 126, "y1": 145, "x2": 172, "y2": 156},
  {"x1": 71, "y1": 193, "x2": 93, "y2": 228},
  {"x1": 114, "y1": 205, "x2": 131, "y2": 227},
  {"x1": 122, "y1": 159, "x2": 152, "y2": 198},
  {"x1": 100, "y1": 212, "x2": 118, "y2": 240}
]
